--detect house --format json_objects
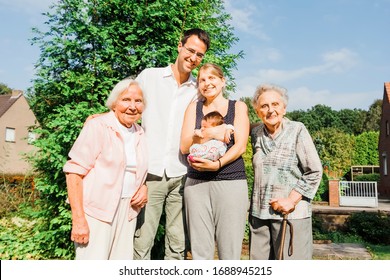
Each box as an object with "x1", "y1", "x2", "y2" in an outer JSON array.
[
  {"x1": 378, "y1": 82, "x2": 390, "y2": 198},
  {"x1": 0, "y1": 90, "x2": 39, "y2": 174}
]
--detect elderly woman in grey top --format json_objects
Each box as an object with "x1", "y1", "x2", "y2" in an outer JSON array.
[{"x1": 249, "y1": 84, "x2": 322, "y2": 260}]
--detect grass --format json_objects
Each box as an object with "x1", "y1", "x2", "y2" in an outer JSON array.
[
  {"x1": 367, "y1": 244, "x2": 390, "y2": 260},
  {"x1": 313, "y1": 230, "x2": 390, "y2": 260}
]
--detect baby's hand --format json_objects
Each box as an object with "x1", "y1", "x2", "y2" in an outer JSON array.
[
  {"x1": 223, "y1": 124, "x2": 234, "y2": 143},
  {"x1": 194, "y1": 129, "x2": 204, "y2": 138},
  {"x1": 188, "y1": 155, "x2": 202, "y2": 163},
  {"x1": 188, "y1": 155, "x2": 196, "y2": 163}
]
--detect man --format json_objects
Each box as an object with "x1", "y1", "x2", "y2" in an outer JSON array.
[{"x1": 134, "y1": 28, "x2": 211, "y2": 260}]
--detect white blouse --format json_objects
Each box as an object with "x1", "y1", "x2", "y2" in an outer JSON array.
[{"x1": 117, "y1": 120, "x2": 137, "y2": 198}]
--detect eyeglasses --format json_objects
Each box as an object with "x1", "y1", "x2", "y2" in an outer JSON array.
[{"x1": 182, "y1": 45, "x2": 205, "y2": 60}]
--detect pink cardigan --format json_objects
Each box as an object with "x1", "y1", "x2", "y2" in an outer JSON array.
[{"x1": 63, "y1": 111, "x2": 148, "y2": 222}]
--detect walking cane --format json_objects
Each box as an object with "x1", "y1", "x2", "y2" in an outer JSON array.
[{"x1": 277, "y1": 214, "x2": 294, "y2": 260}]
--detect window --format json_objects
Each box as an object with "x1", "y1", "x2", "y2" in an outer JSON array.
[
  {"x1": 386, "y1": 120, "x2": 389, "y2": 136},
  {"x1": 383, "y1": 152, "x2": 388, "y2": 176},
  {"x1": 28, "y1": 131, "x2": 36, "y2": 144},
  {"x1": 5, "y1": 127, "x2": 15, "y2": 142}
]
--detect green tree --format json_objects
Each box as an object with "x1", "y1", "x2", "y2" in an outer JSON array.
[
  {"x1": 313, "y1": 127, "x2": 355, "y2": 176},
  {"x1": 0, "y1": 82, "x2": 12, "y2": 95},
  {"x1": 337, "y1": 108, "x2": 366, "y2": 135},
  {"x1": 352, "y1": 131, "x2": 379, "y2": 166},
  {"x1": 27, "y1": 0, "x2": 243, "y2": 259},
  {"x1": 287, "y1": 104, "x2": 340, "y2": 134},
  {"x1": 363, "y1": 99, "x2": 382, "y2": 132},
  {"x1": 241, "y1": 96, "x2": 260, "y2": 124},
  {"x1": 285, "y1": 109, "x2": 306, "y2": 123},
  {"x1": 288, "y1": 105, "x2": 369, "y2": 135}
]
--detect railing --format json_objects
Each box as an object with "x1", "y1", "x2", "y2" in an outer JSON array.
[{"x1": 339, "y1": 181, "x2": 378, "y2": 207}]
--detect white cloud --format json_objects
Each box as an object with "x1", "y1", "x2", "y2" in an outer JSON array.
[
  {"x1": 286, "y1": 87, "x2": 378, "y2": 111},
  {"x1": 322, "y1": 48, "x2": 359, "y2": 72},
  {"x1": 255, "y1": 65, "x2": 325, "y2": 83},
  {"x1": 247, "y1": 48, "x2": 359, "y2": 83},
  {"x1": 229, "y1": 74, "x2": 260, "y2": 101},
  {"x1": 287, "y1": 87, "x2": 332, "y2": 110},
  {"x1": 242, "y1": 47, "x2": 282, "y2": 66},
  {"x1": 224, "y1": 0, "x2": 270, "y2": 41},
  {"x1": 224, "y1": 0, "x2": 252, "y2": 32},
  {"x1": 231, "y1": 62, "x2": 377, "y2": 111}
]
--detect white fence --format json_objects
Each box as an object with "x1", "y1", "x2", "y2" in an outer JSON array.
[{"x1": 339, "y1": 181, "x2": 378, "y2": 207}]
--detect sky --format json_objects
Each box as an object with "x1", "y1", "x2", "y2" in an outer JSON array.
[{"x1": 0, "y1": 0, "x2": 389, "y2": 112}]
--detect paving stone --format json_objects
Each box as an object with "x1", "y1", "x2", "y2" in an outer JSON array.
[{"x1": 313, "y1": 243, "x2": 372, "y2": 260}]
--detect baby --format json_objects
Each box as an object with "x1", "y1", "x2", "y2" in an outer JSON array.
[{"x1": 188, "y1": 111, "x2": 234, "y2": 162}]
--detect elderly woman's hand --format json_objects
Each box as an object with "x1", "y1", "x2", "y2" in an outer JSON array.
[
  {"x1": 269, "y1": 198, "x2": 295, "y2": 215},
  {"x1": 269, "y1": 190, "x2": 302, "y2": 215},
  {"x1": 71, "y1": 217, "x2": 90, "y2": 244},
  {"x1": 131, "y1": 184, "x2": 148, "y2": 208}
]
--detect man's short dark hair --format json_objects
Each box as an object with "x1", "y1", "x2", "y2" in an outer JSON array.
[{"x1": 181, "y1": 28, "x2": 210, "y2": 51}]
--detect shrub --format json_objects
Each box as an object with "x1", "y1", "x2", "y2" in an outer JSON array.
[
  {"x1": 346, "y1": 211, "x2": 390, "y2": 245},
  {"x1": 1, "y1": 174, "x2": 34, "y2": 187},
  {"x1": 354, "y1": 173, "x2": 380, "y2": 182},
  {"x1": 313, "y1": 173, "x2": 329, "y2": 202},
  {"x1": 0, "y1": 215, "x2": 45, "y2": 260},
  {"x1": 0, "y1": 174, "x2": 37, "y2": 217}
]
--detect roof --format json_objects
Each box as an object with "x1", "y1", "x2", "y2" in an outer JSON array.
[
  {"x1": 0, "y1": 91, "x2": 23, "y2": 118},
  {"x1": 385, "y1": 82, "x2": 390, "y2": 103}
]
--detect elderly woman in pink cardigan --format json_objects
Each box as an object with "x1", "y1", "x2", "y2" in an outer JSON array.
[{"x1": 63, "y1": 79, "x2": 148, "y2": 260}]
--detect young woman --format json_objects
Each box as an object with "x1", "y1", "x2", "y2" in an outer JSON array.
[{"x1": 180, "y1": 63, "x2": 249, "y2": 260}]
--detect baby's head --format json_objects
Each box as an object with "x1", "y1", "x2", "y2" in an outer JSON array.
[{"x1": 201, "y1": 111, "x2": 224, "y2": 128}]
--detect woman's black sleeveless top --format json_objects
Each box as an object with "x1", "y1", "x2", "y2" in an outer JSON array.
[{"x1": 186, "y1": 99, "x2": 247, "y2": 181}]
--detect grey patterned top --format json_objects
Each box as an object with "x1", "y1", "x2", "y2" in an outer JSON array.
[{"x1": 250, "y1": 118, "x2": 323, "y2": 220}]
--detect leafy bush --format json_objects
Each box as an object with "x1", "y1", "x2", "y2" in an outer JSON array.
[
  {"x1": 0, "y1": 196, "x2": 48, "y2": 260},
  {"x1": 354, "y1": 173, "x2": 380, "y2": 182},
  {"x1": 346, "y1": 211, "x2": 390, "y2": 245},
  {"x1": 0, "y1": 215, "x2": 44, "y2": 259},
  {"x1": 0, "y1": 175, "x2": 37, "y2": 217},
  {"x1": 243, "y1": 138, "x2": 254, "y2": 198},
  {"x1": 313, "y1": 173, "x2": 329, "y2": 202},
  {"x1": 312, "y1": 214, "x2": 365, "y2": 244},
  {"x1": 1, "y1": 174, "x2": 34, "y2": 187},
  {"x1": 312, "y1": 215, "x2": 327, "y2": 238}
]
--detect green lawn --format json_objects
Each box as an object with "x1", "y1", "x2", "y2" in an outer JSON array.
[{"x1": 367, "y1": 244, "x2": 390, "y2": 260}]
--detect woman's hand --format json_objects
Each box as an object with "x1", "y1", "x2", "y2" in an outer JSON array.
[
  {"x1": 188, "y1": 157, "x2": 220, "y2": 172},
  {"x1": 71, "y1": 217, "x2": 90, "y2": 244},
  {"x1": 269, "y1": 190, "x2": 302, "y2": 215},
  {"x1": 67, "y1": 172, "x2": 89, "y2": 244},
  {"x1": 269, "y1": 198, "x2": 295, "y2": 215},
  {"x1": 131, "y1": 184, "x2": 148, "y2": 208},
  {"x1": 202, "y1": 124, "x2": 229, "y2": 143}
]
